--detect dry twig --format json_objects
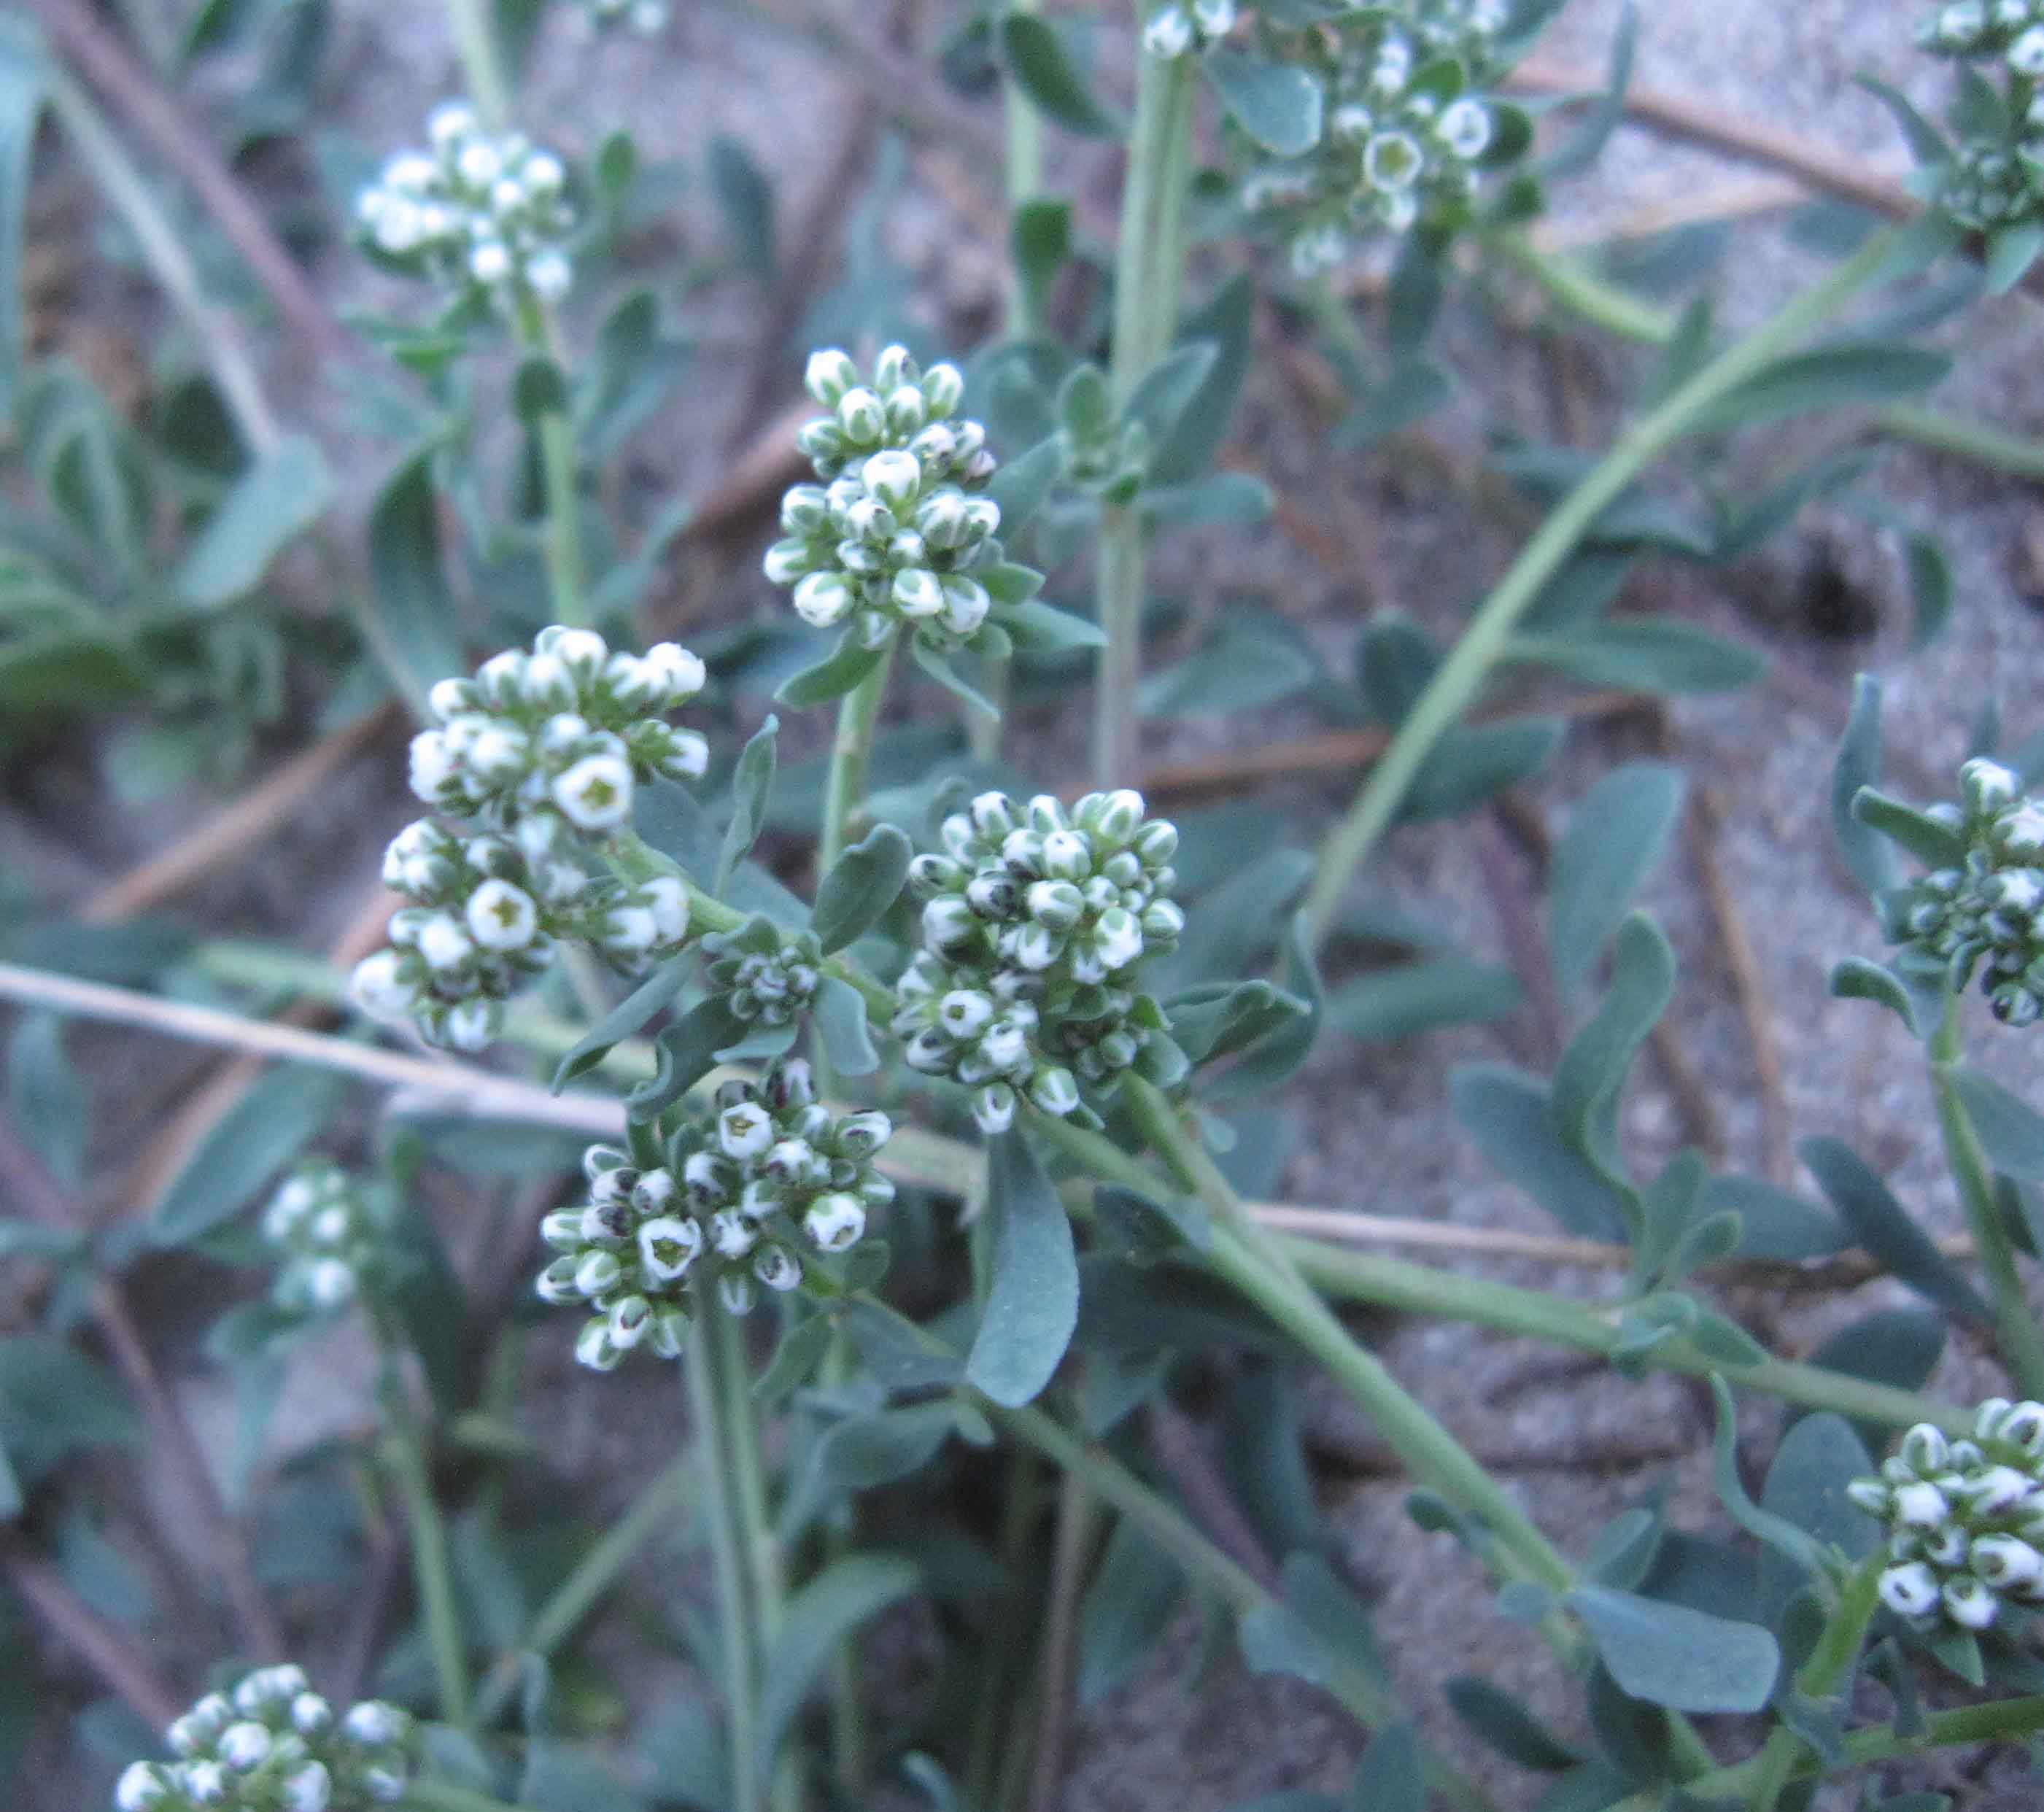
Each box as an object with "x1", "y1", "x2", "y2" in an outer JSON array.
[{"x1": 0, "y1": 1524, "x2": 183, "y2": 1728}]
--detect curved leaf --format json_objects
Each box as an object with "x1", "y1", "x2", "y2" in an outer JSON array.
[{"x1": 967, "y1": 1129, "x2": 1078, "y2": 1407}]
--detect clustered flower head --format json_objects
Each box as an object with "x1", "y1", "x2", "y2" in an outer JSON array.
[
  {"x1": 764, "y1": 345, "x2": 1006, "y2": 654},
  {"x1": 1876, "y1": 756, "x2": 2044, "y2": 1027},
  {"x1": 536, "y1": 1061, "x2": 894, "y2": 1369},
  {"x1": 894, "y1": 791, "x2": 1187, "y2": 1135},
  {"x1": 1142, "y1": 0, "x2": 1237, "y2": 58},
  {"x1": 702, "y1": 915, "x2": 824, "y2": 1028},
  {"x1": 263, "y1": 1162, "x2": 379, "y2": 1318},
  {"x1": 1850, "y1": 1399, "x2": 2044, "y2": 1632},
  {"x1": 1239, "y1": 1, "x2": 1518, "y2": 274},
  {"x1": 355, "y1": 102, "x2": 576, "y2": 307},
  {"x1": 578, "y1": 0, "x2": 669, "y2": 34},
  {"x1": 351, "y1": 627, "x2": 706, "y2": 1052},
  {"x1": 1913, "y1": 2, "x2": 2044, "y2": 232},
  {"x1": 115, "y1": 1666, "x2": 414, "y2": 1811}
]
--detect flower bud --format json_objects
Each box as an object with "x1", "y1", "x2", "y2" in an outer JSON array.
[
  {"x1": 794, "y1": 572, "x2": 854, "y2": 627},
  {"x1": 755, "y1": 1245, "x2": 803, "y2": 1292},
  {"x1": 836, "y1": 387, "x2": 886, "y2": 444},
  {"x1": 921, "y1": 362, "x2": 965, "y2": 417},
  {"x1": 553, "y1": 754, "x2": 635, "y2": 831},
  {"x1": 805, "y1": 348, "x2": 859, "y2": 407},
  {"x1": 1878, "y1": 1561, "x2": 1942, "y2": 1619},
  {"x1": 805, "y1": 1193, "x2": 866, "y2": 1252}
]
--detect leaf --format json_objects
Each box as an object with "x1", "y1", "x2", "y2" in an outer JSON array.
[
  {"x1": 551, "y1": 958, "x2": 690, "y2": 1091},
  {"x1": 1238, "y1": 1552, "x2": 1383, "y2": 1696},
  {"x1": 1450, "y1": 1065, "x2": 1633, "y2": 1242},
  {"x1": 810, "y1": 824, "x2": 912, "y2": 954},
  {"x1": 986, "y1": 435, "x2": 1065, "y2": 537},
  {"x1": 1548, "y1": 763, "x2": 1687, "y2": 999},
  {"x1": 173, "y1": 434, "x2": 332, "y2": 607},
  {"x1": 754, "y1": 1554, "x2": 919, "y2": 1786},
  {"x1": 6, "y1": 1013, "x2": 86, "y2": 1188},
  {"x1": 1829, "y1": 956, "x2": 1929, "y2": 1038},
  {"x1": 365, "y1": 450, "x2": 468, "y2": 708},
  {"x1": 1757, "y1": 1411, "x2": 1878, "y2": 1614},
  {"x1": 1549, "y1": 914, "x2": 1674, "y2": 1212},
  {"x1": 967, "y1": 1129, "x2": 1079, "y2": 1407},
  {"x1": 1010, "y1": 200, "x2": 1071, "y2": 336},
  {"x1": 1212, "y1": 910, "x2": 1323, "y2": 1099},
  {"x1": 577, "y1": 289, "x2": 689, "y2": 459},
  {"x1": 706, "y1": 134, "x2": 775, "y2": 279},
  {"x1": 0, "y1": 1338, "x2": 135, "y2": 1491},
  {"x1": 1509, "y1": 620, "x2": 1763, "y2": 695},
  {"x1": 1693, "y1": 342, "x2": 1952, "y2": 434},
  {"x1": 775, "y1": 630, "x2": 889, "y2": 710},
  {"x1": 778, "y1": 1402, "x2": 956, "y2": 1536},
  {"x1": 1799, "y1": 1135, "x2": 1990, "y2": 1323},
  {"x1": 1148, "y1": 274, "x2": 1255, "y2": 487},
  {"x1": 1695, "y1": 1176, "x2": 1844, "y2": 1263},
  {"x1": 1849, "y1": 787, "x2": 1966, "y2": 870},
  {"x1": 1567, "y1": 1584, "x2": 1779, "y2": 1714},
  {"x1": 910, "y1": 635, "x2": 1000, "y2": 719},
  {"x1": 1121, "y1": 342, "x2": 1219, "y2": 449},
  {"x1": 1139, "y1": 615, "x2": 1315, "y2": 717},
  {"x1": 1078, "y1": 1517, "x2": 1184, "y2": 1704},
  {"x1": 0, "y1": 17, "x2": 42, "y2": 420},
  {"x1": 1986, "y1": 221, "x2": 2044, "y2": 295},
  {"x1": 511, "y1": 356, "x2": 570, "y2": 423},
  {"x1": 1328, "y1": 957, "x2": 1521, "y2": 1043},
  {"x1": 1833, "y1": 675, "x2": 1900, "y2": 895},
  {"x1": 811, "y1": 975, "x2": 878, "y2": 1076},
  {"x1": 998, "y1": 15, "x2": 1121, "y2": 136},
  {"x1": 716, "y1": 716, "x2": 779, "y2": 898},
  {"x1": 1139, "y1": 471, "x2": 1274, "y2": 525},
  {"x1": 1948, "y1": 1066, "x2": 2044, "y2": 1180},
  {"x1": 1855, "y1": 75, "x2": 1954, "y2": 166},
  {"x1": 1444, "y1": 1678, "x2": 1582, "y2": 1772},
  {"x1": 1354, "y1": 613, "x2": 1440, "y2": 725},
  {"x1": 996, "y1": 597, "x2": 1104, "y2": 654},
  {"x1": 151, "y1": 1065, "x2": 349, "y2": 1245},
  {"x1": 1400, "y1": 719, "x2": 1564, "y2": 821},
  {"x1": 754, "y1": 1312, "x2": 835, "y2": 1407},
  {"x1": 625, "y1": 998, "x2": 748, "y2": 1123},
  {"x1": 1202, "y1": 50, "x2": 1323, "y2": 156},
  {"x1": 1345, "y1": 1722, "x2": 1422, "y2": 1812}
]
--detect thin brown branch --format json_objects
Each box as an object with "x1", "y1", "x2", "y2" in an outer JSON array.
[
  {"x1": 82, "y1": 706, "x2": 399, "y2": 923},
  {"x1": 1687, "y1": 785, "x2": 1795, "y2": 1182},
  {"x1": 1024, "y1": 1475, "x2": 1099, "y2": 1812},
  {"x1": 0, "y1": 1524, "x2": 184, "y2": 1728},
  {"x1": 33, "y1": 0, "x2": 350, "y2": 364}
]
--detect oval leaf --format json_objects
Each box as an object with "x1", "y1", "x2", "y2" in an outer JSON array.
[
  {"x1": 1568, "y1": 1584, "x2": 1780, "y2": 1714},
  {"x1": 810, "y1": 824, "x2": 913, "y2": 955},
  {"x1": 967, "y1": 1129, "x2": 1078, "y2": 1407},
  {"x1": 1203, "y1": 50, "x2": 1324, "y2": 156}
]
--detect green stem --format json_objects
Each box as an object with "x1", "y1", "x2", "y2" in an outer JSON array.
[
  {"x1": 987, "y1": 1403, "x2": 1493, "y2": 1812},
  {"x1": 818, "y1": 642, "x2": 896, "y2": 877},
  {"x1": 445, "y1": 0, "x2": 513, "y2": 130},
  {"x1": 1746, "y1": 1556, "x2": 1885, "y2": 1812},
  {"x1": 964, "y1": 1448, "x2": 1043, "y2": 1812},
  {"x1": 513, "y1": 294, "x2": 589, "y2": 630},
  {"x1": 1119, "y1": 1077, "x2": 1574, "y2": 1593},
  {"x1": 1492, "y1": 227, "x2": 2044, "y2": 480},
  {"x1": 378, "y1": 1393, "x2": 470, "y2": 1728},
  {"x1": 1932, "y1": 1002, "x2": 2044, "y2": 1398},
  {"x1": 471, "y1": 1454, "x2": 695, "y2": 1729},
  {"x1": 1093, "y1": 45, "x2": 1196, "y2": 790},
  {"x1": 687, "y1": 1318, "x2": 762, "y2": 1812},
  {"x1": 1300, "y1": 228, "x2": 1900, "y2": 947}
]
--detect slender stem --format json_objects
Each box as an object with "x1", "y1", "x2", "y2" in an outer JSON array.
[
  {"x1": 1120, "y1": 1077, "x2": 1573, "y2": 1592},
  {"x1": 989, "y1": 1401, "x2": 1495, "y2": 1812},
  {"x1": 1746, "y1": 1556, "x2": 1885, "y2": 1812},
  {"x1": 471, "y1": 1455, "x2": 695, "y2": 1729},
  {"x1": 1301, "y1": 229, "x2": 1900, "y2": 948},
  {"x1": 688, "y1": 1319, "x2": 763, "y2": 1812},
  {"x1": 445, "y1": 0, "x2": 513, "y2": 131},
  {"x1": 818, "y1": 642, "x2": 895, "y2": 878},
  {"x1": 1024, "y1": 1474, "x2": 1099, "y2": 1812},
  {"x1": 511, "y1": 293, "x2": 589, "y2": 630},
  {"x1": 379, "y1": 1391, "x2": 471, "y2": 1727},
  {"x1": 1875, "y1": 400, "x2": 2044, "y2": 482},
  {"x1": 718, "y1": 1315, "x2": 786, "y2": 1651},
  {"x1": 44, "y1": 66, "x2": 279, "y2": 453},
  {"x1": 1932, "y1": 1003, "x2": 2044, "y2": 1398},
  {"x1": 964, "y1": 1448, "x2": 1042, "y2": 1812},
  {"x1": 1093, "y1": 47, "x2": 1196, "y2": 790}
]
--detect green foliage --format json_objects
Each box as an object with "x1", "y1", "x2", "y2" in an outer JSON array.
[{"x1": 966, "y1": 1130, "x2": 1078, "y2": 1407}]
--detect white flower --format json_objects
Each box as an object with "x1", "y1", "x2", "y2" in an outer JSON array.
[
  {"x1": 641, "y1": 876, "x2": 691, "y2": 945},
  {"x1": 217, "y1": 1721, "x2": 272, "y2": 1770},
  {"x1": 553, "y1": 754, "x2": 635, "y2": 830},
  {"x1": 1143, "y1": 4, "x2": 1194, "y2": 56},
  {"x1": 466, "y1": 878, "x2": 541, "y2": 950},
  {"x1": 1878, "y1": 1561, "x2": 1942, "y2": 1619},
  {"x1": 116, "y1": 1765, "x2": 173, "y2": 1811},
  {"x1": 470, "y1": 240, "x2": 513, "y2": 285},
  {"x1": 442, "y1": 999, "x2": 499, "y2": 1053},
  {"x1": 351, "y1": 950, "x2": 421, "y2": 1023},
  {"x1": 719, "y1": 1102, "x2": 775, "y2": 1161},
  {"x1": 282, "y1": 1762, "x2": 333, "y2": 1812},
  {"x1": 793, "y1": 572, "x2": 853, "y2": 627},
  {"x1": 528, "y1": 249, "x2": 573, "y2": 302},
  {"x1": 1892, "y1": 1479, "x2": 1949, "y2": 1528},
  {"x1": 306, "y1": 1258, "x2": 358, "y2": 1311},
  {"x1": 408, "y1": 729, "x2": 457, "y2": 798},
  {"x1": 416, "y1": 913, "x2": 474, "y2": 972},
  {"x1": 754, "y1": 1245, "x2": 802, "y2": 1291},
  {"x1": 637, "y1": 1216, "x2": 702, "y2": 1281},
  {"x1": 803, "y1": 1193, "x2": 866, "y2": 1252},
  {"x1": 1437, "y1": 97, "x2": 1493, "y2": 160}
]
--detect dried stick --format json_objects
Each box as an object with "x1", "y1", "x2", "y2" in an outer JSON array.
[
  {"x1": 1687, "y1": 785, "x2": 1795, "y2": 1182},
  {"x1": 82, "y1": 706, "x2": 398, "y2": 923},
  {"x1": 34, "y1": 0, "x2": 349, "y2": 363},
  {"x1": 1023, "y1": 1474, "x2": 1099, "y2": 1812},
  {"x1": 0, "y1": 1524, "x2": 183, "y2": 1728},
  {"x1": 0, "y1": 1123, "x2": 284, "y2": 1660}
]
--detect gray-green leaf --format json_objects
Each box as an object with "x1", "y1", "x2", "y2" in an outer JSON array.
[
  {"x1": 1568, "y1": 1584, "x2": 1780, "y2": 1713},
  {"x1": 967, "y1": 1129, "x2": 1078, "y2": 1407}
]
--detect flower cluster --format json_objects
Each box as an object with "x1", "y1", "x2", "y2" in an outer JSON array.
[
  {"x1": 702, "y1": 915, "x2": 824, "y2": 1029},
  {"x1": 351, "y1": 627, "x2": 707, "y2": 1052},
  {"x1": 263, "y1": 1163, "x2": 379, "y2": 1318},
  {"x1": 1875, "y1": 756, "x2": 2044, "y2": 1027},
  {"x1": 115, "y1": 1667, "x2": 414, "y2": 1811},
  {"x1": 355, "y1": 103, "x2": 575, "y2": 306},
  {"x1": 1239, "y1": 4, "x2": 1521, "y2": 274},
  {"x1": 536, "y1": 1062, "x2": 894, "y2": 1368},
  {"x1": 763, "y1": 345, "x2": 1006, "y2": 654},
  {"x1": 580, "y1": 0, "x2": 669, "y2": 34},
  {"x1": 894, "y1": 791, "x2": 1187, "y2": 1134},
  {"x1": 1850, "y1": 1401, "x2": 2044, "y2": 1631},
  {"x1": 1142, "y1": 0, "x2": 1237, "y2": 58},
  {"x1": 1913, "y1": 3, "x2": 2044, "y2": 232}
]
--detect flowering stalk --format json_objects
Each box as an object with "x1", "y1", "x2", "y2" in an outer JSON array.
[
  {"x1": 820, "y1": 643, "x2": 896, "y2": 878},
  {"x1": 514, "y1": 293, "x2": 590, "y2": 630},
  {"x1": 1301, "y1": 227, "x2": 1905, "y2": 947},
  {"x1": 1094, "y1": 36, "x2": 1197, "y2": 788},
  {"x1": 1931, "y1": 1002, "x2": 2044, "y2": 1395},
  {"x1": 1741, "y1": 1556, "x2": 1886, "y2": 1812},
  {"x1": 446, "y1": 0, "x2": 512, "y2": 131}
]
